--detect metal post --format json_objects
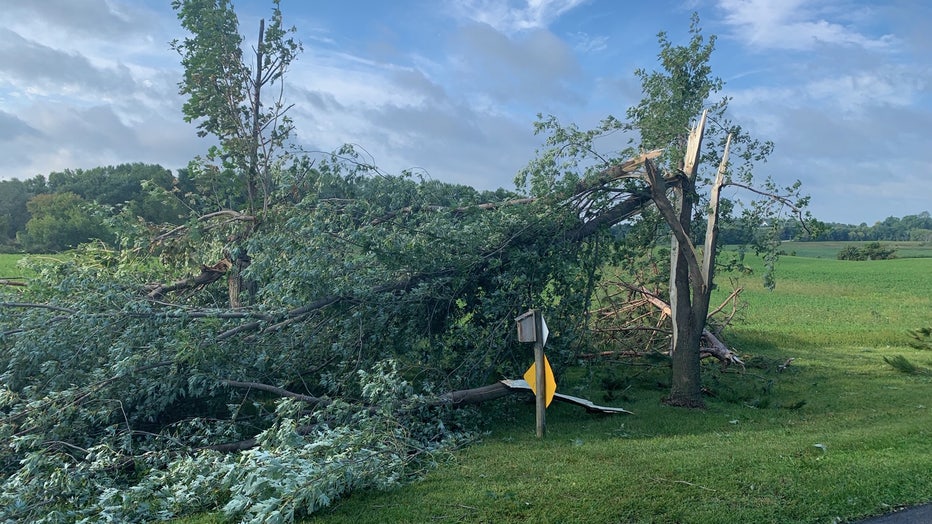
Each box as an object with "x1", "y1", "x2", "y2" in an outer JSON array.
[{"x1": 533, "y1": 310, "x2": 546, "y2": 438}]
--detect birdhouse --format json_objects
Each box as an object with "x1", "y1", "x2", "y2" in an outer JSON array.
[{"x1": 515, "y1": 310, "x2": 537, "y2": 343}]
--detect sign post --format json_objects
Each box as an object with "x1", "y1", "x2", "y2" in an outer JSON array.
[{"x1": 516, "y1": 309, "x2": 552, "y2": 438}]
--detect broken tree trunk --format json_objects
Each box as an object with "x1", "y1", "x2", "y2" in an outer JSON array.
[
  {"x1": 145, "y1": 259, "x2": 232, "y2": 300},
  {"x1": 205, "y1": 378, "x2": 631, "y2": 453}
]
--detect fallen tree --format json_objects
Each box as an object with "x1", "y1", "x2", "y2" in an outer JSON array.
[{"x1": 0, "y1": 11, "x2": 812, "y2": 523}]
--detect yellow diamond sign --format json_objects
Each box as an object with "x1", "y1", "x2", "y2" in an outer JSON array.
[{"x1": 523, "y1": 355, "x2": 556, "y2": 408}]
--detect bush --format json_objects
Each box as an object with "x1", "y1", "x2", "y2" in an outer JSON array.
[{"x1": 837, "y1": 242, "x2": 896, "y2": 261}]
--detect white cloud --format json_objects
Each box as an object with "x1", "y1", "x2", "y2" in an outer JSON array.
[
  {"x1": 717, "y1": 0, "x2": 895, "y2": 51},
  {"x1": 805, "y1": 70, "x2": 923, "y2": 116},
  {"x1": 569, "y1": 31, "x2": 609, "y2": 53},
  {"x1": 451, "y1": 0, "x2": 589, "y2": 33},
  {"x1": 450, "y1": 23, "x2": 581, "y2": 105}
]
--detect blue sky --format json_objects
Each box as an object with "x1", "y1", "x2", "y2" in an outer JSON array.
[{"x1": 1, "y1": 0, "x2": 929, "y2": 224}]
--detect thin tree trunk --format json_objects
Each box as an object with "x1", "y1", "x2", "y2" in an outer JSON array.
[{"x1": 228, "y1": 18, "x2": 265, "y2": 309}]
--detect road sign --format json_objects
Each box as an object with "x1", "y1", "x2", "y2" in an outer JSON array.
[
  {"x1": 540, "y1": 315, "x2": 549, "y2": 347},
  {"x1": 523, "y1": 355, "x2": 556, "y2": 408}
]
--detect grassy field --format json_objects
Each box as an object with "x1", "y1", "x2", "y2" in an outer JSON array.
[
  {"x1": 300, "y1": 252, "x2": 932, "y2": 524},
  {"x1": 0, "y1": 253, "x2": 27, "y2": 279},
  {"x1": 778, "y1": 240, "x2": 932, "y2": 259}
]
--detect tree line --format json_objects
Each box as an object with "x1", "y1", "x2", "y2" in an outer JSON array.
[
  {"x1": 715, "y1": 211, "x2": 932, "y2": 245},
  {"x1": 3, "y1": 164, "x2": 927, "y2": 254},
  {"x1": 0, "y1": 163, "x2": 192, "y2": 252}
]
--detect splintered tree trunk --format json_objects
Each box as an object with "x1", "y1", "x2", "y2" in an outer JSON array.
[
  {"x1": 665, "y1": 177, "x2": 706, "y2": 408},
  {"x1": 663, "y1": 111, "x2": 710, "y2": 408}
]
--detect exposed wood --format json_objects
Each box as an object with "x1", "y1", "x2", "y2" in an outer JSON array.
[
  {"x1": 701, "y1": 133, "x2": 732, "y2": 288},
  {"x1": 616, "y1": 283, "x2": 744, "y2": 368},
  {"x1": 699, "y1": 330, "x2": 744, "y2": 369},
  {"x1": 583, "y1": 148, "x2": 664, "y2": 188},
  {"x1": 682, "y1": 109, "x2": 708, "y2": 178},
  {"x1": 0, "y1": 279, "x2": 26, "y2": 287}
]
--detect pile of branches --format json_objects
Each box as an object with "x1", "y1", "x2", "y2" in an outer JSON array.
[{"x1": 589, "y1": 278, "x2": 745, "y2": 368}]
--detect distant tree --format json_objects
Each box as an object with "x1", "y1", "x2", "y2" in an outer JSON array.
[
  {"x1": 837, "y1": 242, "x2": 895, "y2": 261},
  {"x1": 46, "y1": 163, "x2": 187, "y2": 225},
  {"x1": 910, "y1": 228, "x2": 932, "y2": 242},
  {"x1": 18, "y1": 192, "x2": 113, "y2": 252},
  {"x1": 0, "y1": 179, "x2": 33, "y2": 245}
]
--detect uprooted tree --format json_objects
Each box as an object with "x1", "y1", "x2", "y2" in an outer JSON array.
[{"x1": 0, "y1": 8, "x2": 808, "y2": 523}]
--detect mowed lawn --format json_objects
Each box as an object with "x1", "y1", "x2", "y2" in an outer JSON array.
[{"x1": 301, "y1": 252, "x2": 932, "y2": 524}]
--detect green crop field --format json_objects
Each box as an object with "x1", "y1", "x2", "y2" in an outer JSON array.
[
  {"x1": 296, "y1": 252, "x2": 932, "y2": 524},
  {"x1": 0, "y1": 253, "x2": 29, "y2": 280},
  {"x1": 778, "y1": 240, "x2": 932, "y2": 259}
]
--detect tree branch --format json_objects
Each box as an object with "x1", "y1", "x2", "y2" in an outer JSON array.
[
  {"x1": 219, "y1": 379, "x2": 329, "y2": 406},
  {"x1": 0, "y1": 302, "x2": 77, "y2": 314},
  {"x1": 151, "y1": 210, "x2": 255, "y2": 244},
  {"x1": 643, "y1": 160, "x2": 704, "y2": 285},
  {"x1": 145, "y1": 259, "x2": 232, "y2": 299}
]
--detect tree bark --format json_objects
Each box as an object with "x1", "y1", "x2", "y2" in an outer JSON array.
[{"x1": 664, "y1": 112, "x2": 706, "y2": 408}]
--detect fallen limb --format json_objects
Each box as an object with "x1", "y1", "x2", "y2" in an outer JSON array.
[
  {"x1": 145, "y1": 259, "x2": 232, "y2": 300},
  {"x1": 203, "y1": 378, "x2": 632, "y2": 453},
  {"x1": 219, "y1": 379, "x2": 329, "y2": 407},
  {"x1": 0, "y1": 302, "x2": 77, "y2": 314},
  {"x1": 606, "y1": 282, "x2": 744, "y2": 368}
]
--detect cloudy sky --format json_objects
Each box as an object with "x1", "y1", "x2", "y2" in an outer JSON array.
[{"x1": 1, "y1": 0, "x2": 929, "y2": 225}]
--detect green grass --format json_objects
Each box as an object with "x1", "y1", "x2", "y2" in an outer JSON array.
[
  {"x1": 303, "y1": 254, "x2": 932, "y2": 524},
  {"x1": 0, "y1": 253, "x2": 27, "y2": 279}
]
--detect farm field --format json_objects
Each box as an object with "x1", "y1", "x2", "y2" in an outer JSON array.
[
  {"x1": 0, "y1": 253, "x2": 25, "y2": 278},
  {"x1": 777, "y1": 240, "x2": 932, "y2": 259},
  {"x1": 296, "y1": 251, "x2": 932, "y2": 523}
]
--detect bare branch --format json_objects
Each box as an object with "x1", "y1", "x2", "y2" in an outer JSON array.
[
  {"x1": 724, "y1": 181, "x2": 813, "y2": 233},
  {"x1": 151, "y1": 210, "x2": 255, "y2": 244},
  {"x1": 219, "y1": 379, "x2": 329, "y2": 406}
]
